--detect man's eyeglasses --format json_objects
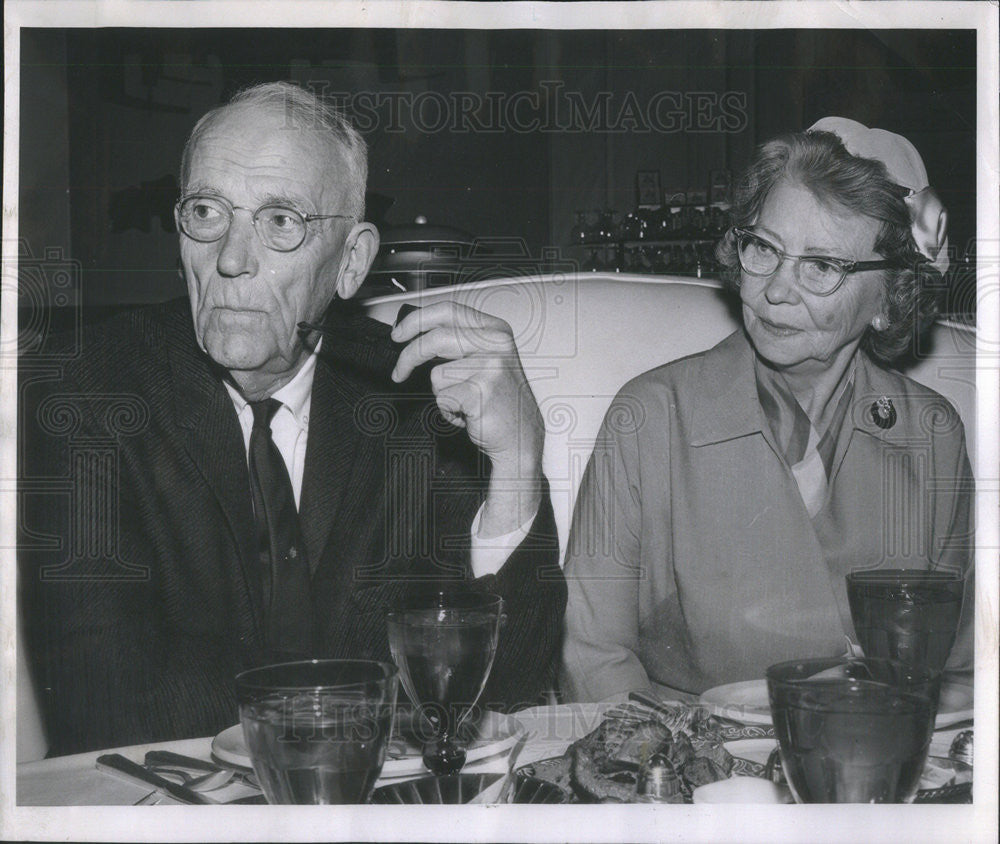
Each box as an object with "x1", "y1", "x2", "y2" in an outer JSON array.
[
  {"x1": 731, "y1": 227, "x2": 897, "y2": 297},
  {"x1": 176, "y1": 194, "x2": 355, "y2": 253}
]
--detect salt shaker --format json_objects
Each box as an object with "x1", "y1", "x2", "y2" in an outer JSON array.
[
  {"x1": 636, "y1": 753, "x2": 683, "y2": 803},
  {"x1": 949, "y1": 730, "x2": 973, "y2": 767}
]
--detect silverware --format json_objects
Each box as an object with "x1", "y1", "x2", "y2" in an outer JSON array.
[
  {"x1": 497, "y1": 731, "x2": 531, "y2": 804},
  {"x1": 146, "y1": 766, "x2": 234, "y2": 791},
  {"x1": 144, "y1": 750, "x2": 259, "y2": 789},
  {"x1": 627, "y1": 689, "x2": 688, "y2": 719},
  {"x1": 96, "y1": 754, "x2": 218, "y2": 804},
  {"x1": 98, "y1": 754, "x2": 269, "y2": 804},
  {"x1": 624, "y1": 690, "x2": 775, "y2": 740}
]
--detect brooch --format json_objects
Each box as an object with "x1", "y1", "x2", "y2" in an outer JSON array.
[{"x1": 870, "y1": 396, "x2": 896, "y2": 429}]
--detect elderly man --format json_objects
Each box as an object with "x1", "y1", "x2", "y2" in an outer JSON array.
[{"x1": 20, "y1": 82, "x2": 565, "y2": 756}]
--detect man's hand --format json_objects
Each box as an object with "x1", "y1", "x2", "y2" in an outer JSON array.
[{"x1": 390, "y1": 302, "x2": 543, "y2": 537}]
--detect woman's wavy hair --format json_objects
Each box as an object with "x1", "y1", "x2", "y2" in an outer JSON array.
[{"x1": 715, "y1": 130, "x2": 944, "y2": 363}]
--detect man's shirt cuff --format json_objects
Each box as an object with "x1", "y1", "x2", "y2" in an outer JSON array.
[{"x1": 468, "y1": 503, "x2": 538, "y2": 577}]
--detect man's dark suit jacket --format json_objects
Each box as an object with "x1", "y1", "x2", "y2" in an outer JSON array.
[{"x1": 19, "y1": 298, "x2": 566, "y2": 756}]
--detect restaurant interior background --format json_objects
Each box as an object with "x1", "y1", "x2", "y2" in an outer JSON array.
[{"x1": 18, "y1": 27, "x2": 977, "y2": 332}]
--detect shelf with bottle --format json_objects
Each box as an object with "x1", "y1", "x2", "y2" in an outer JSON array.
[
  {"x1": 569, "y1": 204, "x2": 730, "y2": 248},
  {"x1": 567, "y1": 205, "x2": 729, "y2": 275},
  {"x1": 573, "y1": 239, "x2": 720, "y2": 277}
]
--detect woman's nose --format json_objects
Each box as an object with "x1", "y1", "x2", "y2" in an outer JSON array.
[
  {"x1": 215, "y1": 214, "x2": 259, "y2": 278},
  {"x1": 763, "y1": 257, "x2": 800, "y2": 305}
]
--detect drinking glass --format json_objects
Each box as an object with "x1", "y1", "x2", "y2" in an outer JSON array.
[
  {"x1": 846, "y1": 568, "x2": 964, "y2": 672},
  {"x1": 386, "y1": 591, "x2": 503, "y2": 775},
  {"x1": 766, "y1": 656, "x2": 941, "y2": 803},
  {"x1": 236, "y1": 659, "x2": 398, "y2": 804}
]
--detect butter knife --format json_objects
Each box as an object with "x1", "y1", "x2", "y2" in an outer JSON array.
[{"x1": 96, "y1": 754, "x2": 219, "y2": 805}]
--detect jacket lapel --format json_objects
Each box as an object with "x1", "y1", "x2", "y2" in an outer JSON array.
[
  {"x1": 688, "y1": 330, "x2": 777, "y2": 453},
  {"x1": 688, "y1": 330, "x2": 853, "y2": 643},
  {"x1": 298, "y1": 357, "x2": 380, "y2": 575},
  {"x1": 851, "y1": 354, "x2": 921, "y2": 440},
  {"x1": 162, "y1": 308, "x2": 263, "y2": 634}
]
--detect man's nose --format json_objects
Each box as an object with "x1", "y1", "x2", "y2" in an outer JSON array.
[
  {"x1": 215, "y1": 213, "x2": 259, "y2": 278},
  {"x1": 763, "y1": 257, "x2": 800, "y2": 305}
]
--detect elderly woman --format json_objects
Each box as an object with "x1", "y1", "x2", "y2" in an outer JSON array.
[{"x1": 560, "y1": 118, "x2": 974, "y2": 703}]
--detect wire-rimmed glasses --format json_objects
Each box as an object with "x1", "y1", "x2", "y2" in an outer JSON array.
[
  {"x1": 732, "y1": 227, "x2": 898, "y2": 297},
  {"x1": 176, "y1": 194, "x2": 355, "y2": 252}
]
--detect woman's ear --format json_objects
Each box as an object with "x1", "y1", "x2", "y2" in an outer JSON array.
[{"x1": 335, "y1": 222, "x2": 380, "y2": 301}]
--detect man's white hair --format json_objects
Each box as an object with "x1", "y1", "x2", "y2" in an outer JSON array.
[{"x1": 180, "y1": 81, "x2": 367, "y2": 218}]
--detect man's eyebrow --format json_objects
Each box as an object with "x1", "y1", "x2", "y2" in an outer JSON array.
[
  {"x1": 183, "y1": 184, "x2": 224, "y2": 197},
  {"x1": 258, "y1": 192, "x2": 311, "y2": 209},
  {"x1": 180, "y1": 186, "x2": 311, "y2": 210}
]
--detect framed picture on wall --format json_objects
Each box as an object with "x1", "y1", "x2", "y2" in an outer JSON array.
[
  {"x1": 635, "y1": 170, "x2": 661, "y2": 207},
  {"x1": 664, "y1": 188, "x2": 688, "y2": 207}
]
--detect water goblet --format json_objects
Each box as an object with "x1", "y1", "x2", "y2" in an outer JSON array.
[
  {"x1": 846, "y1": 568, "x2": 964, "y2": 671},
  {"x1": 766, "y1": 656, "x2": 941, "y2": 803},
  {"x1": 386, "y1": 591, "x2": 503, "y2": 775},
  {"x1": 236, "y1": 659, "x2": 398, "y2": 804}
]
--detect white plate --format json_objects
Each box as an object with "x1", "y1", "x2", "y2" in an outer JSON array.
[
  {"x1": 935, "y1": 682, "x2": 975, "y2": 727},
  {"x1": 212, "y1": 709, "x2": 525, "y2": 779},
  {"x1": 699, "y1": 680, "x2": 974, "y2": 728},
  {"x1": 723, "y1": 738, "x2": 777, "y2": 767},
  {"x1": 698, "y1": 681, "x2": 773, "y2": 725}
]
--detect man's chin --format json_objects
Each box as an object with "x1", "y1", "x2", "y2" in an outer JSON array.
[{"x1": 199, "y1": 332, "x2": 274, "y2": 373}]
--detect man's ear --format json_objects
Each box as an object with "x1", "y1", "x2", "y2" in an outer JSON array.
[{"x1": 335, "y1": 222, "x2": 380, "y2": 301}]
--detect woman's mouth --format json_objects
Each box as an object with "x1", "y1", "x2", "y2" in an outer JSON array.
[{"x1": 755, "y1": 315, "x2": 800, "y2": 336}]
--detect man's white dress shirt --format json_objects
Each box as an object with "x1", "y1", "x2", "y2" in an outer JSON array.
[{"x1": 224, "y1": 348, "x2": 530, "y2": 576}]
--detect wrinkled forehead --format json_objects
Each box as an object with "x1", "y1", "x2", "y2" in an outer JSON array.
[
  {"x1": 184, "y1": 103, "x2": 353, "y2": 209},
  {"x1": 759, "y1": 177, "x2": 879, "y2": 252},
  {"x1": 764, "y1": 175, "x2": 868, "y2": 226}
]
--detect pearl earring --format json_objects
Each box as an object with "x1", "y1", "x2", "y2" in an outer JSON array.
[{"x1": 871, "y1": 314, "x2": 888, "y2": 331}]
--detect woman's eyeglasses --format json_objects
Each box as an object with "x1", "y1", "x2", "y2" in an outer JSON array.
[
  {"x1": 732, "y1": 227, "x2": 897, "y2": 297},
  {"x1": 176, "y1": 194, "x2": 355, "y2": 253}
]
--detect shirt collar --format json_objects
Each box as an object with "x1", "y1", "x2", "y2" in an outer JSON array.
[
  {"x1": 223, "y1": 340, "x2": 320, "y2": 431},
  {"x1": 688, "y1": 330, "x2": 918, "y2": 448}
]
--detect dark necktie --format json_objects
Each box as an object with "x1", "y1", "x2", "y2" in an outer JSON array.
[{"x1": 248, "y1": 398, "x2": 312, "y2": 656}]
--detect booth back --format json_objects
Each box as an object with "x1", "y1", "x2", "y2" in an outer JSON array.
[
  {"x1": 364, "y1": 273, "x2": 978, "y2": 563},
  {"x1": 16, "y1": 273, "x2": 977, "y2": 761}
]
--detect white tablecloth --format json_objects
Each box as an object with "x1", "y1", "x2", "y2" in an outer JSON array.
[{"x1": 15, "y1": 703, "x2": 967, "y2": 806}]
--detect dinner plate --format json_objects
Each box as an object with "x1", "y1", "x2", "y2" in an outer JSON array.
[
  {"x1": 699, "y1": 680, "x2": 974, "y2": 728},
  {"x1": 212, "y1": 709, "x2": 525, "y2": 779},
  {"x1": 723, "y1": 738, "x2": 776, "y2": 767}
]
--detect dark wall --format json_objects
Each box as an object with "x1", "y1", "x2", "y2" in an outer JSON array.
[{"x1": 18, "y1": 27, "x2": 976, "y2": 316}]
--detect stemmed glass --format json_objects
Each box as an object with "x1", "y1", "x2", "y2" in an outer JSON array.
[
  {"x1": 386, "y1": 592, "x2": 503, "y2": 774},
  {"x1": 846, "y1": 568, "x2": 965, "y2": 671}
]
